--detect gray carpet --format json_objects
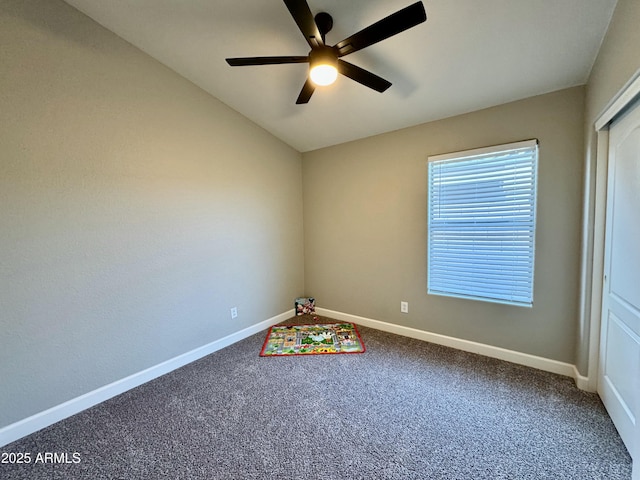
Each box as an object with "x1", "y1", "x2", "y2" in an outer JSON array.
[{"x1": 1, "y1": 315, "x2": 632, "y2": 479}]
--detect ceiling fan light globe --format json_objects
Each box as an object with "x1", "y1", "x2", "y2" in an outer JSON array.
[{"x1": 310, "y1": 64, "x2": 338, "y2": 86}]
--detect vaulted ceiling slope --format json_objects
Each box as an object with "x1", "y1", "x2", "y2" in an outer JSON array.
[{"x1": 64, "y1": 0, "x2": 617, "y2": 152}]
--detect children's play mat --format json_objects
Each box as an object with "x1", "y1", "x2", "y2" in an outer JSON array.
[{"x1": 260, "y1": 322, "x2": 365, "y2": 356}]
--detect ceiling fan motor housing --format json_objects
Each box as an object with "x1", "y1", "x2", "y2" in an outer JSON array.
[
  {"x1": 308, "y1": 46, "x2": 338, "y2": 86},
  {"x1": 309, "y1": 46, "x2": 338, "y2": 68}
]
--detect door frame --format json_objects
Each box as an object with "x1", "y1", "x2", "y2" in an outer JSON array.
[{"x1": 586, "y1": 68, "x2": 640, "y2": 477}]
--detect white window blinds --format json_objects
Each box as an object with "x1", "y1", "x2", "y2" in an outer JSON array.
[{"x1": 427, "y1": 140, "x2": 538, "y2": 307}]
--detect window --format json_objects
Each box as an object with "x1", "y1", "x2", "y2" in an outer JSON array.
[{"x1": 427, "y1": 139, "x2": 538, "y2": 307}]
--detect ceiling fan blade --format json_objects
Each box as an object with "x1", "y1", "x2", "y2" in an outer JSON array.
[
  {"x1": 334, "y1": 1, "x2": 426, "y2": 57},
  {"x1": 338, "y1": 60, "x2": 391, "y2": 93},
  {"x1": 283, "y1": 0, "x2": 324, "y2": 48},
  {"x1": 226, "y1": 56, "x2": 309, "y2": 66},
  {"x1": 296, "y1": 78, "x2": 315, "y2": 104}
]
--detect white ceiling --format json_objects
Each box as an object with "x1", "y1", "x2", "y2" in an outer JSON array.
[{"x1": 64, "y1": 0, "x2": 617, "y2": 152}]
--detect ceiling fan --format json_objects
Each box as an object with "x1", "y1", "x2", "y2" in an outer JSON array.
[{"x1": 225, "y1": 0, "x2": 427, "y2": 104}]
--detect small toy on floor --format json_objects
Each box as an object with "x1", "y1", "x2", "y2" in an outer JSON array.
[{"x1": 294, "y1": 297, "x2": 315, "y2": 316}]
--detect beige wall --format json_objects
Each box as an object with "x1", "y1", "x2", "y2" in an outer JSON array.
[
  {"x1": 303, "y1": 87, "x2": 585, "y2": 363},
  {"x1": 0, "y1": 0, "x2": 303, "y2": 428},
  {"x1": 586, "y1": 0, "x2": 640, "y2": 123},
  {"x1": 576, "y1": 0, "x2": 640, "y2": 374}
]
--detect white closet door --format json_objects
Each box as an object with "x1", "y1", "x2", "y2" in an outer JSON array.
[{"x1": 598, "y1": 98, "x2": 640, "y2": 461}]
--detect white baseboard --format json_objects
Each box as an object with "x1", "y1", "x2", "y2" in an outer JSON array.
[
  {"x1": 317, "y1": 307, "x2": 592, "y2": 390},
  {"x1": 0, "y1": 309, "x2": 293, "y2": 448},
  {"x1": 573, "y1": 367, "x2": 594, "y2": 392}
]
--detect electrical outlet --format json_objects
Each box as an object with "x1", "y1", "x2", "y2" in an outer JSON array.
[
  {"x1": 400, "y1": 301, "x2": 409, "y2": 314},
  {"x1": 230, "y1": 307, "x2": 238, "y2": 319}
]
